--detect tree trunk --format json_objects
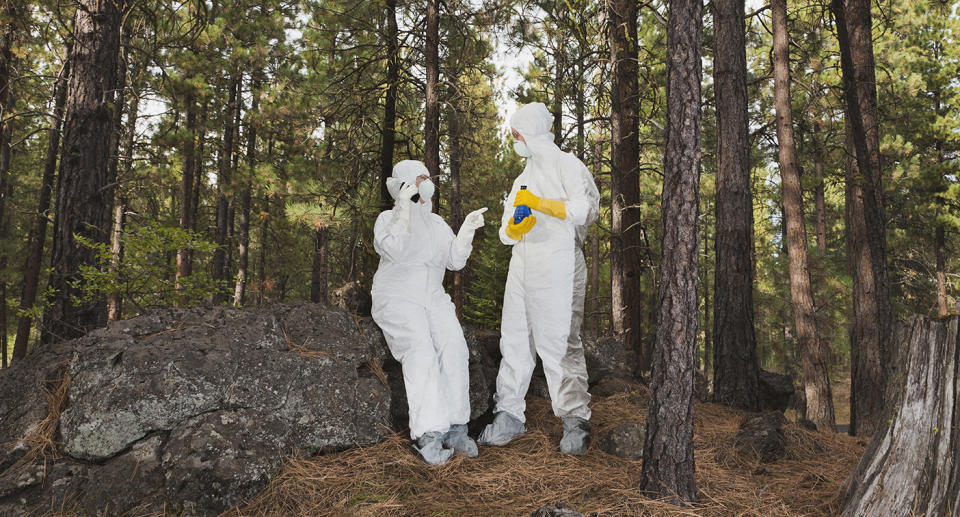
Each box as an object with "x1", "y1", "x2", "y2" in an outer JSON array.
[
  {"x1": 448, "y1": 107, "x2": 464, "y2": 317},
  {"x1": 106, "y1": 198, "x2": 126, "y2": 322},
  {"x1": 380, "y1": 0, "x2": 399, "y2": 209},
  {"x1": 840, "y1": 315, "x2": 960, "y2": 516},
  {"x1": 234, "y1": 182, "x2": 252, "y2": 307},
  {"x1": 813, "y1": 122, "x2": 827, "y2": 251},
  {"x1": 106, "y1": 67, "x2": 138, "y2": 323},
  {"x1": 702, "y1": 230, "x2": 711, "y2": 375},
  {"x1": 193, "y1": 100, "x2": 207, "y2": 231},
  {"x1": 575, "y1": 62, "x2": 586, "y2": 162},
  {"x1": 936, "y1": 223, "x2": 947, "y2": 317},
  {"x1": 213, "y1": 74, "x2": 240, "y2": 305},
  {"x1": 843, "y1": 121, "x2": 885, "y2": 436},
  {"x1": 832, "y1": 0, "x2": 892, "y2": 437},
  {"x1": 310, "y1": 225, "x2": 329, "y2": 304},
  {"x1": 257, "y1": 190, "x2": 270, "y2": 306},
  {"x1": 609, "y1": 0, "x2": 644, "y2": 366},
  {"x1": 43, "y1": 0, "x2": 125, "y2": 343},
  {"x1": 0, "y1": 85, "x2": 12, "y2": 368},
  {"x1": 233, "y1": 75, "x2": 258, "y2": 308},
  {"x1": 589, "y1": 233, "x2": 600, "y2": 335},
  {"x1": 12, "y1": 50, "x2": 70, "y2": 360},
  {"x1": 772, "y1": 0, "x2": 835, "y2": 433},
  {"x1": 640, "y1": 0, "x2": 702, "y2": 504},
  {"x1": 424, "y1": 0, "x2": 440, "y2": 212},
  {"x1": 711, "y1": 0, "x2": 760, "y2": 410},
  {"x1": 176, "y1": 92, "x2": 197, "y2": 292},
  {"x1": 552, "y1": 46, "x2": 564, "y2": 146}
]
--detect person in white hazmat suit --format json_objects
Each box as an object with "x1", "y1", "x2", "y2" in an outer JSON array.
[
  {"x1": 478, "y1": 103, "x2": 601, "y2": 454},
  {"x1": 371, "y1": 160, "x2": 488, "y2": 465}
]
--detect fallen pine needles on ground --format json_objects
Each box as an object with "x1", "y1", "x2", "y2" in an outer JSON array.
[{"x1": 223, "y1": 381, "x2": 864, "y2": 517}]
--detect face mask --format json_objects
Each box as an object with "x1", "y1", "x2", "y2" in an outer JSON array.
[
  {"x1": 513, "y1": 140, "x2": 532, "y2": 158},
  {"x1": 418, "y1": 179, "x2": 435, "y2": 202}
]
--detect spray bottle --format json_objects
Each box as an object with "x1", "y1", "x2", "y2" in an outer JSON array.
[{"x1": 513, "y1": 186, "x2": 531, "y2": 224}]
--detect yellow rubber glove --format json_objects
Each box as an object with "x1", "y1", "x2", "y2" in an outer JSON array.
[
  {"x1": 505, "y1": 215, "x2": 537, "y2": 241},
  {"x1": 514, "y1": 189, "x2": 566, "y2": 220}
]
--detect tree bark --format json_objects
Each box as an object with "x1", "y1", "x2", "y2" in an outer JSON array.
[
  {"x1": 711, "y1": 0, "x2": 760, "y2": 410},
  {"x1": 0, "y1": 85, "x2": 12, "y2": 368},
  {"x1": 107, "y1": 63, "x2": 138, "y2": 323},
  {"x1": 936, "y1": 223, "x2": 947, "y2": 317},
  {"x1": 449, "y1": 107, "x2": 464, "y2": 316},
  {"x1": 702, "y1": 230, "x2": 711, "y2": 374},
  {"x1": 380, "y1": 0, "x2": 399, "y2": 209},
  {"x1": 589, "y1": 233, "x2": 600, "y2": 335},
  {"x1": 640, "y1": 0, "x2": 702, "y2": 504},
  {"x1": 0, "y1": 0, "x2": 22, "y2": 366},
  {"x1": 813, "y1": 122, "x2": 827, "y2": 251},
  {"x1": 106, "y1": 199, "x2": 126, "y2": 322},
  {"x1": 424, "y1": 0, "x2": 440, "y2": 213},
  {"x1": 772, "y1": 0, "x2": 836, "y2": 433},
  {"x1": 233, "y1": 75, "x2": 259, "y2": 308},
  {"x1": 553, "y1": 45, "x2": 564, "y2": 146},
  {"x1": 832, "y1": 0, "x2": 892, "y2": 437},
  {"x1": 609, "y1": 0, "x2": 644, "y2": 366},
  {"x1": 840, "y1": 315, "x2": 960, "y2": 516},
  {"x1": 310, "y1": 225, "x2": 328, "y2": 304},
  {"x1": 257, "y1": 191, "x2": 270, "y2": 306},
  {"x1": 843, "y1": 121, "x2": 884, "y2": 436},
  {"x1": 176, "y1": 92, "x2": 197, "y2": 293},
  {"x1": 12, "y1": 50, "x2": 70, "y2": 360},
  {"x1": 193, "y1": 100, "x2": 207, "y2": 233},
  {"x1": 43, "y1": 0, "x2": 125, "y2": 343},
  {"x1": 213, "y1": 74, "x2": 240, "y2": 305}
]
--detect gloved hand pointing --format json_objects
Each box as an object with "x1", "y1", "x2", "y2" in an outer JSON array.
[{"x1": 455, "y1": 207, "x2": 487, "y2": 251}]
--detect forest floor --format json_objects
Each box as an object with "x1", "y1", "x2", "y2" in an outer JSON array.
[{"x1": 224, "y1": 381, "x2": 867, "y2": 517}]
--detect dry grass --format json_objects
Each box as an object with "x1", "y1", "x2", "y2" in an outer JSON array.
[
  {"x1": 2, "y1": 366, "x2": 71, "y2": 477},
  {"x1": 222, "y1": 382, "x2": 864, "y2": 517}
]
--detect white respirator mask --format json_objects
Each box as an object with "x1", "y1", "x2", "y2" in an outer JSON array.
[{"x1": 418, "y1": 179, "x2": 435, "y2": 202}]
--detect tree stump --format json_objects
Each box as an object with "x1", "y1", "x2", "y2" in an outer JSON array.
[{"x1": 841, "y1": 315, "x2": 959, "y2": 516}]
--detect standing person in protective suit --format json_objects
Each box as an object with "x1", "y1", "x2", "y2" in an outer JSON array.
[
  {"x1": 478, "y1": 103, "x2": 600, "y2": 454},
  {"x1": 371, "y1": 160, "x2": 488, "y2": 465}
]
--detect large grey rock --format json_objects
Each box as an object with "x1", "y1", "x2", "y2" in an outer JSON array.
[
  {"x1": 597, "y1": 423, "x2": 645, "y2": 460},
  {"x1": 590, "y1": 377, "x2": 637, "y2": 397},
  {"x1": 1, "y1": 303, "x2": 392, "y2": 515},
  {"x1": 330, "y1": 281, "x2": 372, "y2": 316},
  {"x1": 758, "y1": 369, "x2": 796, "y2": 412},
  {"x1": 83, "y1": 434, "x2": 165, "y2": 513},
  {"x1": 734, "y1": 411, "x2": 788, "y2": 463},
  {"x1": 161, "y1": 410, "x2": 290, "y2": 513},
  {"x1": 583, "y1": 335, "x2": 638, "y2": 382}
]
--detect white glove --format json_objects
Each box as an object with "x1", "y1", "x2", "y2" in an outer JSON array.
[
  {"x1": 455, "y1": 207, "x2": 487, "y2": 251},
  {"x1": 394, "y1": 183, "x2": 419, "y2": 228}
]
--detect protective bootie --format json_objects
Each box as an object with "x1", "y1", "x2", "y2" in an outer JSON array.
[
  {"x1": 414, "y1": 431, "x2": 455, "y2": 465},
  {"x1": 443, "y1": 424, "x2": 479, "y2": 458},
  {"x1": 477, "y1": 411, "x2": 526, "y2": 446},
  {"x1": 559, "y1": 416, "x2": 591, "y2": 455}
]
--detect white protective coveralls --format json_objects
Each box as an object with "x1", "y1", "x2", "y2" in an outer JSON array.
[
  {"x1": 493, "y1": 103, "x2": 601, "y2": 424},
  {"x1": 371, "y1": 160, "x2": 473, "y2": 441}
]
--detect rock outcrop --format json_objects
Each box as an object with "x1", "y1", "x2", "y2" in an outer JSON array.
[
  {"x1": 597, "y1": 423, "x2": 645, "y2": 460},
  {"x1": 757, "y1": 369, "x2": 795, "y2": 412},
  {"x1": 733, "y1": 411, "x2": 788, "y2": 463},
  {"x1": 0, "y1": 303, "x2": 496, "y2": 515}
]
